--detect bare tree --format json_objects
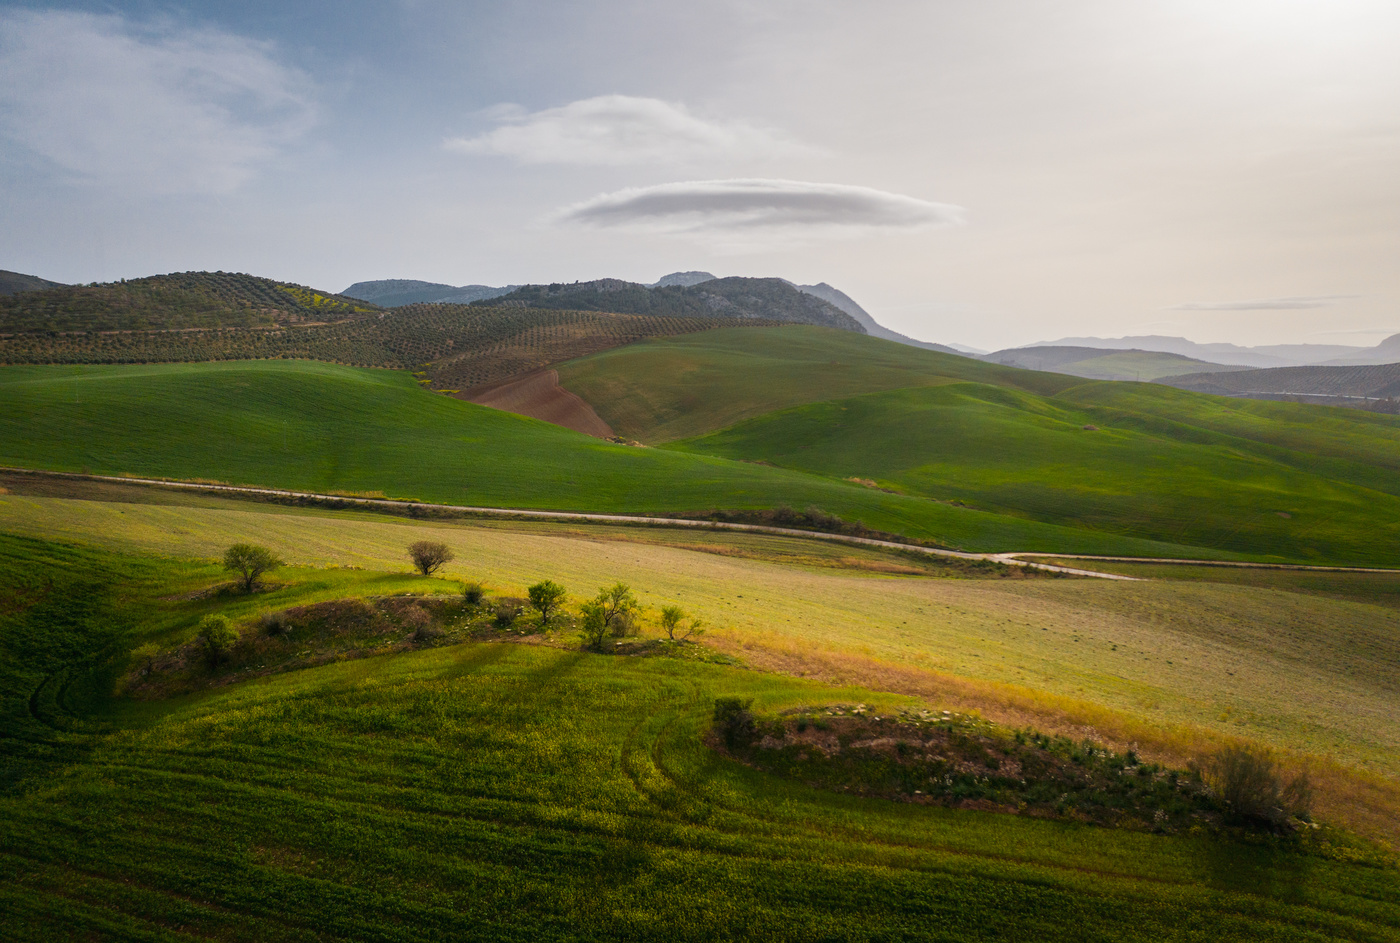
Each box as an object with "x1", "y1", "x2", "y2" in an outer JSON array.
[{"x1": 408, "y1": 540, "x2": 455, "y2": 576}]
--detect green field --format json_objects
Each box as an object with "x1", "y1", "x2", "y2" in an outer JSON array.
[
  {"x1": 0, "y1": 359, "x2": 1210, "y2": 559},
  {"x1": 4, "y1": 531, "x2": 1398, "y2": 941},
  {"x1": 557, "y1": 325, "x2": 1075, "y2": 443},
  {"x1": 3, "y1": 487, "x2": 1398, "y2": 824}
]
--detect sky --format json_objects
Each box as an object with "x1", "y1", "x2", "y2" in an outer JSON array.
[{"x1": 1, "y1": 1, "x2": 1397, "y2": 350}]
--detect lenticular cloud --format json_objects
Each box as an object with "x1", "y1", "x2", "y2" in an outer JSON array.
[{"x1": 556, "y1": 179, "x2": 963, "y2": 237}]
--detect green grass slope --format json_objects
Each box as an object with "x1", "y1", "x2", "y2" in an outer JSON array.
[
  {"x1": 0, "y1": 360, "x2": 1194, "y2": 557},
  {"x1": 4, "y1": 535, "x2": 1397, "y2": 941},
  {"x1": 557, "y1": 325, "x2": 1078, "y2": 443},
  {"x1": 669, "y1": 382, "x2": 1400, "y2": 565}
]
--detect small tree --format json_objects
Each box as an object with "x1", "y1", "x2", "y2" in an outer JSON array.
[
  {"x1": 408, "y1": 540, "x2": 454, "y2": 576},
  {"x1": 223, "y1": 544, "x2": 283, "y2": 592},
  {"x1": 596, "y1": 583, "x2": 638, "y2": 636},
  {"x1": 197, "y1": 614, "x2": 239, "y2": 667},
  {"x1": 713, "y1": 697, "x2": 757, "y2": 749},
  {"x1": 578, "y1": 600, "x2": 609, "y2": 650},
  {"x1": 659, "y1": 605, "x2": 703, "y2": 641},
  {"x1": 528, "y1": 580, "x2": 567, "y2": 628}
]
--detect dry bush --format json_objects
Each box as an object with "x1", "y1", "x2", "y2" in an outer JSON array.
[
  {"x1": 494, "y1": 597, "x2": 526, "y2": 627},
  {"x1": 1198, "y1": 744, "x2": 1312, "y2": 827}
]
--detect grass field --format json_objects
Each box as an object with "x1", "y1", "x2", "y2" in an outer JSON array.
[
  {"x1": 3, "y1": 532, "x2": 1398, "y2": 941},
  {"x1": 665, "y1": 376, "x2": 1400, "y2": 565},
  {"x1": 3, "y1": 487, "x2": 1397, "y2": 832},
  {"x1": 0, "y1": 359, "x2": 1218, "y2": 559},
  {"x1": 556, "y1": 325, "x2": 1078, "y2": 443}
]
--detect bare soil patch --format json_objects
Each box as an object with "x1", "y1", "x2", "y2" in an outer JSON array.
[{"x1": 466, "y1": 369, "x2": 615, "y2": 437}]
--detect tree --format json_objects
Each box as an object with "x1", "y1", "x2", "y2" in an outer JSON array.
[
  {"x1": 578, "y1": 583, "x2": 639, "y2": 650},
  {"x1": 659, "y1": 605, "x2": 703, "y2": 641},
  {"x1": 223, "y1": 544, "x2": 283, "y2": 592},
  {"x1": 197, "y1": 614, "x2": 239, "y2": 667},
  {"x1": 578, "y1": 600, "x2": 609, "y2": 651},
  {"x1": 408, "y1": 540, "x2": 455, "y2": 576},
  {"x1": 528, "y1": 580, "x2": 567, "y2": 628}
]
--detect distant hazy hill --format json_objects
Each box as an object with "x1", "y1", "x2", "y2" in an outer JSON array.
[
  {"x1": 792, "y1": 282, "x2": 963, "y2": 354},
  {"x1": 1161, "y1": 362, "x2": 1400, "y2": 412},
  {"x1": 0, "y1": 270, "x2": 66, "y2": 297},
  {"x1": 1021, "y1": 334, "x2": 1396, "y2": 368},
  {"x1": 984, "y1": 346, "x2": 1248, "y2": 381},
  {"x1": 0, "y1": 272, "x2": 378, "y2": 334},
  {"x1": 342, "y1": 279, "x2": 517, "y2": 307},
  {"x1": 474, "y1": 277, "x2": 865, "y2": 332}
]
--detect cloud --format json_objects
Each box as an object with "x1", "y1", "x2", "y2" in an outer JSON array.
[
  {"x1": 1167, "y1": 295, "x2": 1360, "y2": 311},
  {"x1": 0, "y1": 10, "x2": 313, "y2": 194},
  {"x1": 555, "y1": 179, "x2": 963, "y2": 240},
  {"x1": 445, "y1": 95, "x2": 813, "y2": 165}
]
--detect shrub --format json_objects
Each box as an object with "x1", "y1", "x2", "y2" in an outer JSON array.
[
  {"x1": 461, "y1": 582, "x2": 484, "y2": 605},
  {"x1": 659, "y1": 605, "x2": 703, "y2": 640},
  {"x1": 223, "y1": 544, "x2": 283, "y2": 592},
  {"x1": 260, "y1": 611, "x2": 290, "y2": 636},
  {"x1": 1199, "y1": 744, "x2": 1312, "y2": 827},
  {"x1": 610, "y1": 608, "x2": 637, "y2": 638},
  {"x1": 527, "y1": 580, "x2": 567, "y2": 628},
  {"x1": 400, "y1": 605, "x2": 441, "y2": 640},
  {"x1": 713, "y1": 697, "x2": 757, "y2": 750},
  {"x1": 197, "y1": 615, "x2": 239, "y2": 667},
  {"x1": 408, "y1": 540, "x2": 454, "y2": 576},
  {"x1": 493, "y1": 598, "x2": 524, "y2": 627}
]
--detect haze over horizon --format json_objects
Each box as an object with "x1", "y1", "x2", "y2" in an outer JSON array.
[{"x1": 2, "y1": 1, "x2": 1397, "y2": 350}]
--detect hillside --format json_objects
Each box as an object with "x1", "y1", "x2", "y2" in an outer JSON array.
[
  {"x1": 0, "y1": 359, "x2": 1196, "y2": 558},
  {"x1": 1162, "y1": 362, "x2": 1400, "y2": 412},
  {"x1": 985, "y1": 345, "x2": 1251, "y2": 381},
  {"x1": 5, "y1": 531, "x2": 1396, "y2": 940},
  {"x1": 0, "y1": 271, "x2": 378, "y2": 333},
  {"x1": 557, "y1": 326, "x2": 1077, "y2": 443},
  {"x1": 0, "y1": 299, "x2": 748, "y2": 393},
  {"x1": 475, "y1": 277, "x2": 866, "y2": 332},
  {"x1": 0, "y1": 269, "x2": 65, "y2": 296},
  {"x1": 794, "y1": 281, "x2": 962, "y2": 353}
]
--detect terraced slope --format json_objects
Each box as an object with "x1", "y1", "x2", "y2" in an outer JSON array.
[
  {"x1": 1162, "y1": 362, "x2": 1400, "y2": 412},
  {"x1": 0, "y1": 271, "x2": 377, "y2": 333},
  {"x1": 3, "y1": 535, "x2": 1396, "y2": 941}
]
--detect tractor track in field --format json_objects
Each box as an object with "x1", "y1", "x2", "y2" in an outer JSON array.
[{"x1": 5, "y1": 466, "x2": 1397, "y2": 580}]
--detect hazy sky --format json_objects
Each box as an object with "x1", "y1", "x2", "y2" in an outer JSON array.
[{"x1": 1, "y1": 1, "x2": 1397, "y2": 349}]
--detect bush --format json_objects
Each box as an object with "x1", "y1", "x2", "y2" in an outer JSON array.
[
  {"x1": 408, "y1": 540, "x2": 454, "y2": 576},
  {"x1": 1199, "y1": 744, "x2": 1312, "y2": 827},
  {"x1": 223, "y1": 544, "x2": 283, "y2": 593},
  {"x1": 659, "y1": 605, "x2": 702, "y2": 640},
  {"x1": 461, "y1": 582, "x2": 484, "y2": 605},
  {"x1": 578, "y1": 601, "x2": 608, "y2": 650},
  {"x1": 493, "y1": 598, "x2": 525, "y2": 627},
  {"x1": 713, "y1": 697, "x2": 757, "y2": 750},
  {"x1": 400, "y1": 605, "x2": 441, "y2": 640},
  {"x1": 197, "y1": 614, "x2": 239, "y2": 667},
  {"x1": 260, "y1": 611, "x2": 290, "y2": 636},
  {"x1": 527, "y1": 580, "x2": 567, "y2": 629}
]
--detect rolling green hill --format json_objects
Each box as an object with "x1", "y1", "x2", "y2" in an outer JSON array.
[
  {"x1": 984, "y1": 345, "x2": 1249, "y2": 381},
  {"x1": 669, "y1": 382, "x2": 1400, "y2": 564},
  {"x1": 0, "y1": 359, "x2": 1193, "y2": 558},
  {"x1": 3, "y1": 534, "x2": 1396, "y2": 941},
  {"x1": 557, "y1": 326, "x2": 1078, "y2": 443}
]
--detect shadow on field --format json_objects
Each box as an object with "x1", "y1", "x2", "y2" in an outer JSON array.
[{"x1": 1198, "y1": 836, "x2": 1314, "y2": 900}]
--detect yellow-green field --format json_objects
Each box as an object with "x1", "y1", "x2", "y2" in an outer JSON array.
[{"x1": 3, "y1": 482, "x2": 1397, "y2": 841}]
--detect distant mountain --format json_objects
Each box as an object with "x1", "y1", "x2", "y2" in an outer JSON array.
[
  {"x1": 1322, "y1": 332, "x2": 1400, "y2": 366},
  {"x1": 1022, "y1": 334, "x2": 1384, "y2": 369},
  {"x1": 342, "y1": 279, "x2": 517, "y2": 308},
  {"x1": 0, "y1": 270, "x2": 66, "y2": 297},
  {"x1": 0, "y1": 271, "x2": 377, "y2": 333},
  {"x1": 1160, "y1": 362, "x2": 1400, "y2": 413},
  {"x1": 984, "y1": 346, "x2": 1251, "y2": 382},
  {"x1": 792, "y1": 282, "x2": 963, "y2": 355},
  {"x1": 651, "y1": 271, "x2": 717, "y2": 288},
  {"x1": 473, "y1": 277, "x2": 866, "y2": 332}
]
